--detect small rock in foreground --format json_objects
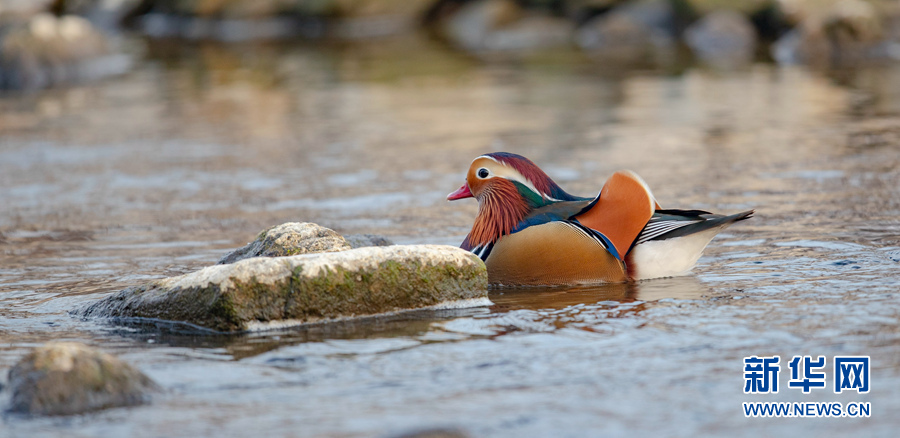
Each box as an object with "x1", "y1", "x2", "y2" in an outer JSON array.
[
  {"x1": 218, "y1": 222, "x2": 351, "y2": 264},
  {"x1": 6, "y1": 342, "x2": 159, "y2": 416},
  {"x1": 82, "y1": 245, "x2": 489, "y2": 332}
]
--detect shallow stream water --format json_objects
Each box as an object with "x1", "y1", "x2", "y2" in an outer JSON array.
[{"x1": 1, "y1": 37, "x2": 899, "y2": 437}]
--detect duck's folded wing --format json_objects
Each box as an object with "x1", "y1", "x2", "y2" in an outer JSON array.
[
  {"x1": 635, "y1": 209, "x2": 755, "y2": 246},
  {"x1": 573, "y1": 170, "x2": 657, "y2": 259}
]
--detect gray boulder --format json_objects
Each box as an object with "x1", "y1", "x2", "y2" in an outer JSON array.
[
  {"x1": 6, "y1": 342, "x2": 159, "y2": 416},
  {"x1": 218, "y1": 222, "x2": 351, "y2": 264},
  {"x1": 80, "y1": 245, "x2": 489, "y2": 332}
]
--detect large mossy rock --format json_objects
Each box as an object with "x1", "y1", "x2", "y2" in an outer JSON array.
[
  {"x1": 80, "y1": 245, "x2": 489, "y2": 332},
  {"x1": 218, "y1": 222, "x2": 351, "y2": 264},
  {"x1": 6, "y1": 342, "x2": 159, "y2": 416}
]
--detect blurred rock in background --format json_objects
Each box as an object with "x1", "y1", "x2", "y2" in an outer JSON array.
[
  {"x1": 0, "y1": 0, "x2": 54, "y2": 20},
  {"x1": 430, "y1": 0, "x2": 574, "y2": 52},
  {"x1": 685, "y1": 9, "x2": 758, "y2": 67},
  {"x1": 4, "y1": 0, "x2": 900, "y2": 91},
  {"x1": 127, "y1": 0, "x2": 436, "y2": 41},
  {"x1": 50, "y1": 0, "x2": 144, "y2": 32},
  {"x1": 0, "y1": 7, "x2": 131, "y2": 90},
  {"x1": 575, "y1": 0, "x2": 678, "y2": 64},
  {"x1": 772, "y1": 0, "x2": 892, "y2": 66},
  {"x1": 685, "y1": 0, "x2": 773, "y2": 15}
]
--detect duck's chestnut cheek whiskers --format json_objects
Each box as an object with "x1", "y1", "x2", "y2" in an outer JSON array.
[{"x1": 447, "y1": 184, "x2": 474, "y2": 201}]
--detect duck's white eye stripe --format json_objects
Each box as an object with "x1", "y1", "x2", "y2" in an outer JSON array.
[
  {"x1": 474, "y1": 155, "x2": 501, "y2": 164},
  {"x1": 473, "y1": 157, "x2": 562, "y2": 202}
]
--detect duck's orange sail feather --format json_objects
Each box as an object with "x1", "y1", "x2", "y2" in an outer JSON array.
[{"x1": 574, "y1": 170, "x2": 657, "y2": 258}]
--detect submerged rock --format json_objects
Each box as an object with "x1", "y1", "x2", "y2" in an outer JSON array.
[
  {"x1": 6, "y1": 342, "x2": 158, "y2": 416},
  {"x1": 81, "y1": 245, "x2": 489, "y2": 332},
  {"x1": 218, "y1": 222, "x2": 351, "y2": 264}
]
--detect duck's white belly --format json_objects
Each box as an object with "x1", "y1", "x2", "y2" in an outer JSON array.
[{"x1": 629, "y1": 227, "x2": 723, "y2": 280}]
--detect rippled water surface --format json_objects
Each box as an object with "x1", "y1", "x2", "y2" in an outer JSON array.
[{"x1": 2, "y1": 38, "x2": 900, "y2": 437}]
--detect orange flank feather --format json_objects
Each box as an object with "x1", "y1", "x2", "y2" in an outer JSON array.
[
  {"x1": 486, "y1": 222, "x2": 627, "y2": 285},
  {"x1": 574, "y1": 171, "x2": 656, "y2": 258}
]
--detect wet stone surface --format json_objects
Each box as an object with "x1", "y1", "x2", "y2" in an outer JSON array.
[
  {"x1": 0, "y1": 36, "x2": 899, "y2": 437},
  {"x1": 80, "y1": 244, "x2": 489, "y2": 332},
  {"x1": 217, "y1": 222, "x2": 351, "y2": 264}
]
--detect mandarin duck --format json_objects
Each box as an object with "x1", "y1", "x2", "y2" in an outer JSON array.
[{"x1": 448, "y1": 152, "x2": 753, "y2": 285}]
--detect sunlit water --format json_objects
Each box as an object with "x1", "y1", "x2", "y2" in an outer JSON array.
[{"x1": 1, "y1": 37, "x2": 899, "y2": 437}]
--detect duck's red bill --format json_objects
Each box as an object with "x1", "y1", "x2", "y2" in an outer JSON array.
[{"x1": 447, "y1": 184, "x2": 473, "y2": 200}]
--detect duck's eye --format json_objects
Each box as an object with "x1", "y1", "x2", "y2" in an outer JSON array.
[{"x1": 477, "y1": 168, "x2": 490, "y2": 179}]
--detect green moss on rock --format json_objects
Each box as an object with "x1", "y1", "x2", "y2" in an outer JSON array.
[{"x1": 79, "y1": 245, "x2": 489, "y2": 332}]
